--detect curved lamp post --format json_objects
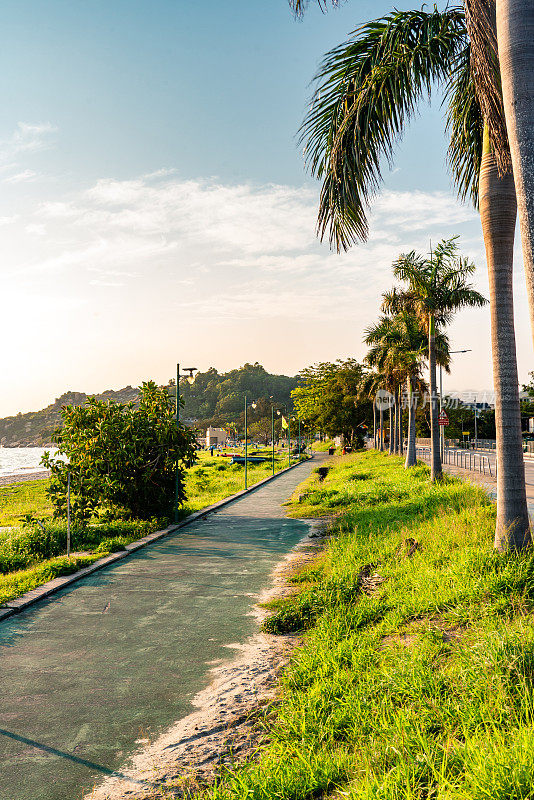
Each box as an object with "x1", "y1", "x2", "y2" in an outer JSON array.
[{"x1": 175, "y1": 363, "x2": 198, "y2": 523}]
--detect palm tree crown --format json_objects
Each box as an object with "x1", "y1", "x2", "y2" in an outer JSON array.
[{"x1": 297, "y1": 6, "x2": 496, "y2": 251}]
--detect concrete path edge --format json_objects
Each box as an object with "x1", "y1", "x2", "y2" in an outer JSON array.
[{"x1": 0, "y1": 456, "x2": 316, "y2": 622}]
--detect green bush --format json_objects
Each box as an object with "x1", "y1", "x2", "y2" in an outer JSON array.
[{"x1": 42, "y1": 381, "x2": 197, "y2": 522}]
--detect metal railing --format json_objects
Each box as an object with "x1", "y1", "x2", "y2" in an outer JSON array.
[{"x1": 416, "y1": 446, "x2": 494, "y2": 477}]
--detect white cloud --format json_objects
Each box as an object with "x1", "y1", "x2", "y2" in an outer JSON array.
[
  {"x1": 5, "y1": 169, "x2": 39, "y2": 184},
  {"x1": 0, "y1": 122, "x2": 57, "y2": 161},
  {"x1": 25, "y1": 223, "x2": 46, "y2": 235},
  {"x1": 372, "y1": 190, "x2": 477, "y2": 231}
]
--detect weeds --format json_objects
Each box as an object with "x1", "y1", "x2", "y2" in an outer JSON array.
[{"x1": 193, "y1": 451, "x2": 534, "y2": 800}]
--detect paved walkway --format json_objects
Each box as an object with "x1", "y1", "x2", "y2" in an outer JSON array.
[{"x1": 0, "y1": 457, "x2": 323, "y2": 800}]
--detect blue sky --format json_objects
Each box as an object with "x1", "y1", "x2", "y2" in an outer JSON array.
[{"x1": 0, "y1": 0, "x2": 530, "y2": 416}]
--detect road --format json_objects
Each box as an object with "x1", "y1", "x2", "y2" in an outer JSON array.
[
  {"x1": 418, "y1": 447, "x2": 534, "y2": 516},
  {"x1": 0, "y1": 456, "x2": 322, "y2": 800}
]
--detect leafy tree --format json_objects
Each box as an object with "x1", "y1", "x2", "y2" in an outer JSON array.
[
  {"x1": 179, "y1": 363, "x2": 298, "y2": 431},
  {"x1": 42, "y1": 381, "x2": 197, "y2": 523},
  {"x1": 291, "y1": 359, "x2": 371, "y2": 444}
]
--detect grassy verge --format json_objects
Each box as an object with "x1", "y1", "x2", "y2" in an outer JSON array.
[
  {"x1": 0, "y1": 450, "x2": 304, "y2": 605},
  {"x1": 311, "y1": 439, "x2": 335, "y2": 452},
  {"x1": 189, "y1": 449, "x2": 534, "y2": 800}
]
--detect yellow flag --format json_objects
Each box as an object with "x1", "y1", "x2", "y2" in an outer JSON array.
[{"x1": 281, "y1": 415, "x2": 289, "y2": 430}]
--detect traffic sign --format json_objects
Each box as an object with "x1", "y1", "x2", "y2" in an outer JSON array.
[{"x1": 438, "y1": 411, "x2": 449, "y2": 426}]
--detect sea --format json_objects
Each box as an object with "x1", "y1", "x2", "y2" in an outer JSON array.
[{"x1": 0, "y1": 446, "x2": 59, "y2": 478}]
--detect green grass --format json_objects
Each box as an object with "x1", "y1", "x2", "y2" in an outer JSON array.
[
  {"x1": 0, "y1": 449, "x2": 304, "y2": 603},
  {"x1": 0, "y1": 479, "x2": 52, "y2": 526},
  {"x1": 179, "y1": 450, "x2": 298, "y2": 516},
  {"x1": 172, "y1": 450, "x2": 534, "y2": 800},
  {"x1": 311, "y1": 439, "x2": 335, "y2": 452},
  {"x1": 0, "y1": 554, "x2": 103, "y2": 605}
]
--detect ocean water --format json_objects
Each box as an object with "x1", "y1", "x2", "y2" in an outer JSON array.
[{"x1": 0, "y1": 447, "x2": 58, "y2": 478}]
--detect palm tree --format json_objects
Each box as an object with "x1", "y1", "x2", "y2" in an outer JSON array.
[
  {"x1": 493, "y1": 0, "x2": 534, "y2": 351},
  {"x1": 291, "y1": 0, "x2": 534, "y2": 357},
  {"x1": 359, "y1": 369, "x2": 389, "y2": 451},
  {"x1": 365, "y1": 311, "x2": 450, "y2": 468},
  {"x1": 299, "y1": 6, "x2": 528, "y2": 539},
  {"x1": 384, "y1": 240, "x2": 487, "y2": 481}
]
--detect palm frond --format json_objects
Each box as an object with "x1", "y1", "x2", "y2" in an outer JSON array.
[
  {"x1": 463, "y1": 0, "x2": 511, "y2": 175},
  {"x1": 300, "y1": 6, "x2": 466, "y2": 251},
  {"x1": 289, "y1": 0, "x2": 339, "y2": 18},
  {"x1": 445, "y1": 43, "x2": 483, "y2": 206}
]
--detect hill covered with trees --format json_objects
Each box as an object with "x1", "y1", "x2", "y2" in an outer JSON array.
[
  {"x1": 0, "y1": 364, "x2": 299, "y2": 447},
  {"x1": 0, "y1": 387, "x2": 140, "y2": 447}
]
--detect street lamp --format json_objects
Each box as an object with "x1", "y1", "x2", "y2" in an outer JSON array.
[
  {"x1": 275, "y1": 405, "x2": 291, "y2": 467},
  {"x1": 269, "y1": 396, "x2": 276, "y2": 477},
  {"x1": 244, "y1": 397, "x2": 257, "y2": 489},
  {"x1": 440, "y1": 349, "x2": 471, "y2": 459},
  {"x1": 291, "y1": 416, "x2": 302, "y2": 460},
  {"x1": 174, "y1": 363, "x2": 198, "y2": 523}
]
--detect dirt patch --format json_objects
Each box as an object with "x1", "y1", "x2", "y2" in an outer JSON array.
[
  {"x1": 381, "y1": 632, "x2": 418, "y2": 649},
  {"x1": 84, "y1": 522, "x2": 328, "y2": 800}
]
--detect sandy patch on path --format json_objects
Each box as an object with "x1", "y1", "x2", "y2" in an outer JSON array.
[{"x1": 85, "y1": 520, "x2": 329, "y2": 800}]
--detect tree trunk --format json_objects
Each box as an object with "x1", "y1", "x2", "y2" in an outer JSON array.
[
  {"x1": 373, "y1": 400, "x2": 377, "y2": 449},
  {"x1": 392, "y1": 395, "x2": 398, "y2": 454},
  {"x1": 389, "y1": 404, "x2": 394, "y2": 454},
  {"x1": 496, "y1": 0, "x2": 534, "y2": 348},
  {"x1": 429, "y1": 314, "x2": 443, "y2": 481},
  {"x1": 398, "y1": 390, "x2": 403, "y2": 455},
  {"x1": 480, "y1": 123, "x2": 531, "y2": 550},
  {"x1": 405, "y1": 376, "x2": 417, "y2": 468},
  {"x1": 379, "y1": 408, "x2": 384, "y2": 451}
]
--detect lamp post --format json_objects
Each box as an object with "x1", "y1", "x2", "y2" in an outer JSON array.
[
  {"x1": 292, "y1": 416, "x2": 302, "y2": 460},
  {"x1": 475, "y1": 395, "x2": 478, "y2": 450},
  {"x1": 243, "y1": 397, "x2": 257, "y2": 489},
  {"x1": 271, "y1": 405, "x2": 275, "y2": 476},
  {"x1": 275, "y1": 405, "x2": 291, "y2": 466},
  {"x1": 174, "y1": 363, "x2": 198, "y2": 523},
  {"x1": 439, "y1": 349, "x2": 471, "y2": 459}
]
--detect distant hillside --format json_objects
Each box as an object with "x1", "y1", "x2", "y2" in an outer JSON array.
[
  {"x1": 0, "y1": 363, "x2": 300, "y2": 447},
  {"x1": 0, "y1": 386, "x2": 139, "y2": 447},
  {"x1": 180, "y1": 363, "x2": 299, "y2": 429}
]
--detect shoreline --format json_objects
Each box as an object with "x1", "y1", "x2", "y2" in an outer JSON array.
[
  {"x1": 85, "y1": 520, "x2": 328, "y2": 800},
  {"x1": 0, "y1": 469, "x2": 50, "y2": 488}
]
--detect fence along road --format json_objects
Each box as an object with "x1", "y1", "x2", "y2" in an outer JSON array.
[{"x1": 0, "y1": 456, "x2": 323, "y2": 800}]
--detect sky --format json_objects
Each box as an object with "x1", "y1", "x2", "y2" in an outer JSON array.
[{"x1": 0, "y1": 0, "x2": 532, "y2": 417}]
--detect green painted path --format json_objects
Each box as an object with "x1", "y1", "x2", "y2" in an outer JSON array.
[{"x1": 0, "y1": 457, "x2": 321, "y2": 800}]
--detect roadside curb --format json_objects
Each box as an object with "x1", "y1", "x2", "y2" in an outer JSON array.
[{"x1": 0, "y1": 456, "x2": 315, "y2": 622}]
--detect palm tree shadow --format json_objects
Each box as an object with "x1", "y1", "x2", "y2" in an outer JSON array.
[{"x1": 0, "y1": 728, "x2": 156, "y2": 788}]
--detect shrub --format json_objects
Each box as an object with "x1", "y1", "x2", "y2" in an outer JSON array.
[{"x1": 42, "y1": 381, "x2": 197, "y2": 522}]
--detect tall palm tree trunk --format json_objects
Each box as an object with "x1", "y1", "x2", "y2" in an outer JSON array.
[
  {"x1": 429, "y1": 314, "x2": 443, "y2": 481},
  {"x1": 398, "y1": 392, "x2": 403, "y2": 455},
  {"x1": 496, "y1": 0, "x2": 534, "y2": 348},
  {"x1": 389, "y1": 404, "x2": 394, "y2": 454},
  {"x1": 393, "y1": 394, "x2": 399, "y2": 454},
  {"x1": 373, "y1": 400, "x2": 377, "y2": 449},
  {"x1": 379, "y1": 407, "x2": 384, "y2": 451},
  {"x1": 479, "y1": 123, "x2": 531, "y2": 550},
  {"x1": 405, "y1": 376, "x2": 417, "y2": 467}
]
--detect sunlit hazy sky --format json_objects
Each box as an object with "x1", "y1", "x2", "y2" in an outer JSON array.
[{"x1": 1, "y1": 0, "x2": 531, "y2": 417}]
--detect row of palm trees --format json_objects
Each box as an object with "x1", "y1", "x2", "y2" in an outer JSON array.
[
  {"x1": 296, "y1": 2, "x2": 531, "y2": 552},
  {"x1": 362, "y1": 238, "x2": 483, "y2": 473}
]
